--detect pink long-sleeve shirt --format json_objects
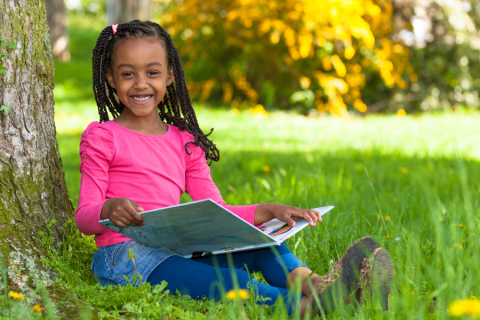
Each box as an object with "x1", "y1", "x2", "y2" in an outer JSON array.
[{"x1": 76, "y1": 121, "x2": 258, "y2": 247}]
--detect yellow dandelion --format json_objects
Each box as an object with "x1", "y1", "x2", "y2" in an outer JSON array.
[
  {"x1": 32, "y1": 304, "x2": 42, "y2": 313},
  {"x1": 383, "y1": 235, "x2": 390, "y2": 239},
  {"x1": 453, "y1": 243, "x2": 463, "y2": 250},
  {"x1": 384, "y1": 216, "x2": 391, "y2": 221},
  {"x1": 8, "y1": 291, "x2": 25, "y2": 300},
  {"x1": 226, "y1": 289, "x2": 250, "y2": 301},
  {"x1": 448, "y1": 298, "x2": 480, "y2": 317},
  {"x1": 262, "y1": 166, "x2": 271, "y2": 173},
  {"x1": 401, "y1": 167, "x2": 408, "y2": 174},
  {"x1": 397, "y1": 109, "x2": 406, "y2": 117},
  {"x1": 411, "y1": 291, "x2": 415, "y2": 295}
]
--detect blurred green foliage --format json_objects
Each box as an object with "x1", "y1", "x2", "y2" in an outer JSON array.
[{"x1": 54, "y1": 15, "x2": 98, "y2": 104}]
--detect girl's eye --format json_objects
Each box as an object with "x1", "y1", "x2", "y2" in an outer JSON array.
[
  {"x1": 122, "y1": 72, "x2": 134, "y2": 76},
  {"x1": 148, "y1": 71, "x2": 160, "y2": 76}
]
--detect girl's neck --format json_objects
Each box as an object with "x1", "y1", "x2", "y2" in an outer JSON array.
[{"x1": 114, "y1": 110, "x2": 168, "y2": 136}]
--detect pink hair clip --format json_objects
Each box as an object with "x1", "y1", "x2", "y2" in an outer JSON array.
[{"x1": 112, "y1": 24, "x2": 118, "y2": 34}]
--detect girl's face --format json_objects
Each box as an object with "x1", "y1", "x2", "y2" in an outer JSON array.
[{"x1": 106, "y1": 37, "x2": 174, "y2": 120}]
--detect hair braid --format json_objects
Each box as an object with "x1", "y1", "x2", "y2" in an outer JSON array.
[
  {"x1": 92, "y1": 29, "x2": 112, "y2": 122},
  {"x1": 91, "y1": 20, "x2": 220, "y2": 163}
]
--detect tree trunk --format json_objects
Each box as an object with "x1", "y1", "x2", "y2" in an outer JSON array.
[
  {"x1": 0, "y1": 0, "x2": 74, "y2": 290},
  {"x1": 45, "y1": 0, "x2": 70, "y2": 61},
  {"x1": 107, "y1": 0, "x2": 152, "y2": 25}
]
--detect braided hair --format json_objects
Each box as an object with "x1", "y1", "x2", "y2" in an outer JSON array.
[{"x1": 92, "y1": 20, "x2": 220, "y2": 163}]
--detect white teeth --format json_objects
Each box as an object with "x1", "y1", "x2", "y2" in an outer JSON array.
[{"x1": 132, "y1": 95, "x2": 151, "y2": 101}]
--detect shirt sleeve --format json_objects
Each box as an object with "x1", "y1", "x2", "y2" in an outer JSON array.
[
  {"x1": 184, "y1": 137, "x2": 258, "y2": 225},
  {"x1": 75, "y1": 122, "x2": 115, "y2": 235}
]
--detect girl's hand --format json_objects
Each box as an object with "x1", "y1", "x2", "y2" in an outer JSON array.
[
  {"x1": 101, "y1": 198, "x2": 145, "y2": 227},
  {"x1": 254, "y1": 203, "x2": 322, "y2": 227}
]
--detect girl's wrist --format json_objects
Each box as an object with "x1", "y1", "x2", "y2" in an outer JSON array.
[
  {"x1": 100, "y1": 199, "x2": 112, "y2": 220},
  {"x1": 254, "y1": 203, "x2": 275, "y2": 225}
]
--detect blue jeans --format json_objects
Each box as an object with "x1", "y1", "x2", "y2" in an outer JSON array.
[
  {"x1": 92, "y1": 241, "x2": 308, "y2": 315},
  {"x1": 92, "y1": 240, "x2": 175, "y2": 286},
  {"x1": 147, "y1": 243, "x2": 308, "y2": 314}
]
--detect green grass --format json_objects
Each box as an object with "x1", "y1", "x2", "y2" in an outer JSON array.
[
  {"x1": 52, "y1": 106, "x2": 480, "y2": 319},
  {"x1": 6, "y1": 11, "x2": 480, "y2": 320}
]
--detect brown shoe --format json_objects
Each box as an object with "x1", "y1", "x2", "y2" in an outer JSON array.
[
  {"x1": 312, "y1": 236, "x2": 380, "y2": 316},
  {"x1": 358, "y1": 247, "x2": 394, "y2": 311}
]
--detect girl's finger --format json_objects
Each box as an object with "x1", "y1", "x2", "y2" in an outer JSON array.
[
  {"x1": 276, "y1": 211, "x2": 296, "y2": 227},
  {"x1": 131, "y1": 213, "x2": 145, "y2": 225},
  {"x1": 305, "y1": 210, "x2": 320, "y2": 224},
  {"x1": 112, "y1": 216, "x2": 130, "y2": 228},
  {"x1": 292, "y1": 209, "x2": 315, "y2": 226},
  {"x1": 285, "y1": 216, "x2": 296, "y2": 227},
  {"x1": 130, "y1": 200, "x2": 144, "y2": 212},
  {"x1": 126, "y1": 203, "x2": 145, "y2": 225},
  {"x1": 305, "y1": 210, "x2": 318, "y2": 224},
  {"x1": 115, "y1": 209, "x2": 141, "y2": 226},
  {"x1": 311, "y1": 210, "x2": 322, "y2": 222},
  {"x1": 118, "y1": 209, "x2": 137, "y2": 224}
]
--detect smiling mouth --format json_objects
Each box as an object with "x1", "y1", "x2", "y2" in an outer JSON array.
[{"x1": 131, "y1": 95, "x2": 153, "y2": 101}]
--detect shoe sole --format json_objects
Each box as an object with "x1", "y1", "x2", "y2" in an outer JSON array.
[{"x1": 371, "y1": 248, "x2": 394, "y2": 311}]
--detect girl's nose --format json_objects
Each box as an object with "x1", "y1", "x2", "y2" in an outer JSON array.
[{"x1": 134, "y1": 75, "x2": 149, "y2": 90}]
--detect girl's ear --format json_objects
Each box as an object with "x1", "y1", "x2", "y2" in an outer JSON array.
[
  {"x1": 167, "y1": 68, "x2": 174, "y2": 86},
  {"x1": 106, "y1": 68, "x2": 116, "y2": 89}
]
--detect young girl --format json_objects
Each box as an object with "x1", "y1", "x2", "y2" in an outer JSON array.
[{"x1": 76, "y1": 20, "x2": 393, "y2": 317}]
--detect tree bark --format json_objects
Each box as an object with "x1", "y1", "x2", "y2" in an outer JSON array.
[
  {"x1": 45, "y1": 0, "x2": 70, "y2": 61},
  {"x1": 107, "y1": 0, "x2": 152, "y2": 25},
  {"x1": 0, "y1": 0, "x2": 74, "y2": 290}
]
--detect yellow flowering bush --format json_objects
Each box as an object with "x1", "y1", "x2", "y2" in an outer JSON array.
[{"x1": 156, "y1": 0, "x2": 413, "y2": 114}]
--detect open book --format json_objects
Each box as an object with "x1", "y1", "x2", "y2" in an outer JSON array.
[{"x1": 99, "y1": 199, "x2": 334, "y2": 258}]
